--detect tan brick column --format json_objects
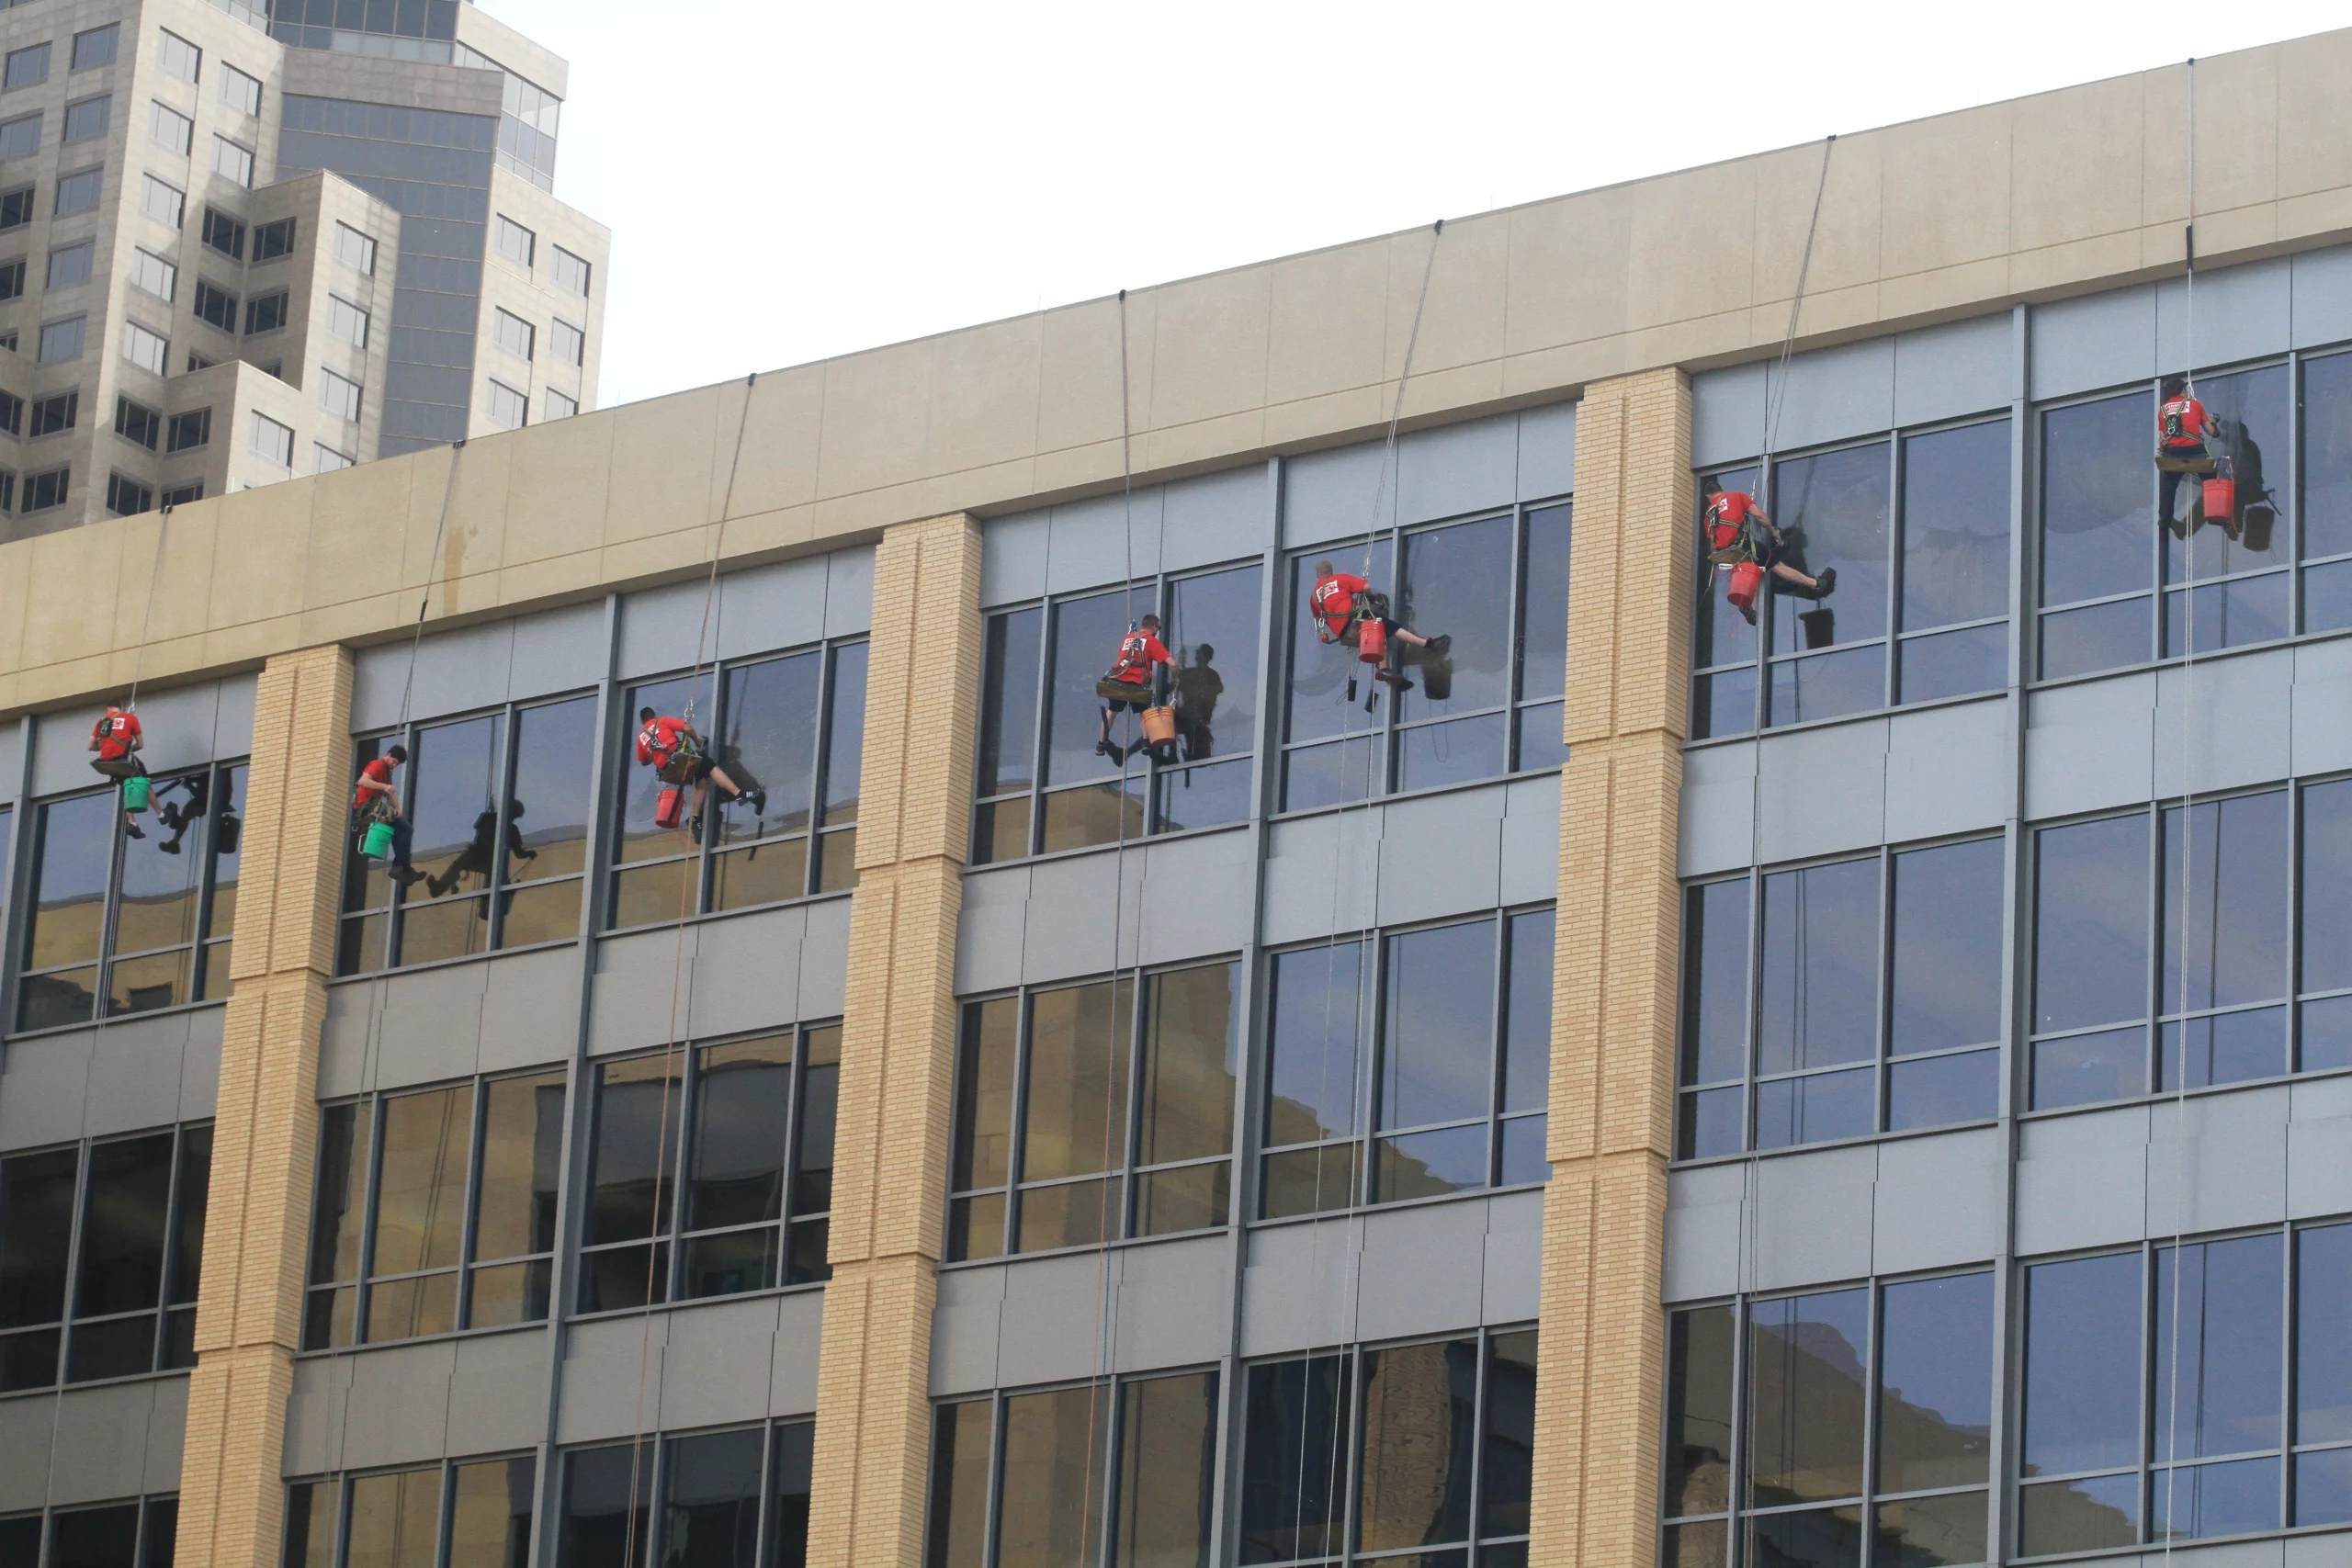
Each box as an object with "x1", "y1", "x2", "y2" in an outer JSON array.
[
  {"x1": 175, "y1": 645, "x2": 355, "y2": 1568},
  {"x1": 808, "y1": 513, "x2": 983, "y2": 1568},
  {"x1": 1532, "y1": 368, "x2": 1693, "y2": 1568}
]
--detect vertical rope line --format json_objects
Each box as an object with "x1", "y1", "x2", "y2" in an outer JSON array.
[
  {"x1": 125, "y1": 504, "x2": 175, "y2": 708},
  {"x1": 1756, "y1": 137, "x2": 1838, "y2": 475},
  {"x1": 397, "y1": 443, "x2": 468, "y2": 732}
]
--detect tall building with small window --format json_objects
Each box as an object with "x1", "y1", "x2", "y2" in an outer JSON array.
[{"x1": 0, "y1": 0, "x2": 607, "y2": 540}]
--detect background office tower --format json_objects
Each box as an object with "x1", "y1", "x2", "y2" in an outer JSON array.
[{"x1": 0, "y1": 0, "x2": 607, "y2": 539}]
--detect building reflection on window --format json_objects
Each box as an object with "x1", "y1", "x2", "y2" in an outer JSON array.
[
  {"x1": 0, "y1": 1497, "x2": 181, "y2": 1568},
  {"x1": 287, "y1": 1456, "x2": 536, "y2": 1568},
  {"x1": 555, "y1": 1421, "x2": 811, "y2": 1568}
]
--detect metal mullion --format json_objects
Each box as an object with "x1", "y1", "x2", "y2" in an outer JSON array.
[
  {"x1": 486, "y1": 705, "x2": 520, "y2": 952},
  {"x1": 456, "y1": 1072, "x2": 489, "y2": 1330},
  {"x1": 1487, "y1": 916, "x2": 1509, "y2": 1186},
  {"x1": 2146, "y1": 807, "x2": 2165, "y2": 1096},
  {"x1": 1874, "y1": 848, "x2": 1894, "y2": 1134},
  {"x1": 1341, "y1": 1345, "x2": 1364, "y2": 1567},
  {"x1": 2140, "y1": 1238, "x2": 2158, "y2": 1541},
  {"x1": 982, "y1": 1393, "x2": 1007, "y2": 1568},
  {"x1": 384, "y1": 722, "x2": 420, "y2": 970},
  {"x1": 1464, "y1": 1327, "x2": 1489, "y2": 1558},
  {"x1": 1379, "y1": 531, "x2": 1399, "y2": 797},
  {"x1": 1859, "y1": 1284, "x2": 1882, "y2": 1568},
  {"x1": 808, "y1": 643, "x2": 837, "y2": 897},
  {"x1": 640, "y1": 1434, "x2": 668, "y2": 1568},
  {"x1": 1885, "y1": 436, "x2": 1903, "y2": 712},
  {"x1": 1360, "y1": 931, "x2": 1385, "y2": 1207},
  {"x1": 1029, "y1": 603, "x2": 1057, "y2": 858},
  {"x1": 2281, "y1": 1218, "x2": 2299, "y2": 1530},
  {"x1": 191, "y1": 761, "x2": 220, "y2": 991},
  {"x1": 1093, "y1": 1375, "x2": 1125, "y2": 1568},
  {"x1": 1003, "y1": 992, "x2": 1035, "y2": 1258},
  {"x1": 779, "y1": 1026, "x2": 806, "y2": 1242},
  {"x1": 1504, "y1": 504, "x2": 1527, "y2": 772},
  {"x1": 1743, "y1": 867, "x2": 1764, "y2": 1155},
  {"x1": 434, "y1": 1456, "x2": 458, "y2": 1568},
  {"x1": 2291, "y1": 349, "x2": 2307, "y2": 637},
  {"x1": 354, "y1": 1094, "x2": 388, "y2": 1342}
]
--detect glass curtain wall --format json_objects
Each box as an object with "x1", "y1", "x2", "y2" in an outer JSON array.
[
  {"x1": 286, "y1": 1457, "x2": 537, "y2": 1568},
  {"x1": 0, "y1": 1498, "x2": 181, "y2": 1568},
  {"x1": 553, "y1": 1422, "x2": 811, "y2": 1568}
]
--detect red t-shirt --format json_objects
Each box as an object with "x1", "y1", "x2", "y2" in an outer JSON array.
[
  {"x1": 1112, "y1": 632, "x2": 1171, "y2": 684},
  {"x1": 1704, "y1": 491, "x2": 1758, "y2": 550},
  {"x1": 2161, "y1": 396, "x2": 2211, "y2": 450},
  {"x1": 636, "y1": 716, "x2": 691, "y2": 765},
  {"x1": 92, "y1": 711, "x2": 141, "y2": 761},
  {"x1": 1312, "y1": 573, "x2": 1370, "y2": 638},
  {"x1": 352, "y1": 755, "x2": 394, "y2": 811}
]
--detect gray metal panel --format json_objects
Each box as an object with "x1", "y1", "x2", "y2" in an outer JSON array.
[
  {"x1": 824, "y1": 545, "x2": 877, "y2": 637},
  {"x1": 0, "y1": 1033, "x2": 93, "y2": 1151},
  {"x1": 506, "y1": 603, "x2": 608, "y2": 704},
  {"x1": 770, "y1": 1290, "x2": 825, "y2": 1416},
  {"x1": 2152, "y1": 647, "x2": 2294, "y2": 799},
  {"x1": 2286, "y1": 1076, "x2": 2352, "y2": 1220},
  {"x1": 1282, "y1": 443, "x2": 1385, "y2": 551},
  {"x1": 1396, "y1": 414, "x2": 1517, "y2": 528},
  {"x1": 337, "y1": 1338, "x2": 459, "y2": 1472},
  {"x1": 1750, "y1": 1145, "x2": 1875, "y2": 1292},
  {"x1": 128, "y1": 682, "x2": 225, "y2": 777},
  {"x1": 2287, "y1": 1529, "x2": 2352, "y2": 1568},
  {"x1": 1479, "y1": 1189, "x2": 1544, "y2": 1324},
  {"x1": 284, "y1": 1357, "x2": 352, "y2": 1476},
  {"x1": 587, "y1": 925, "x2": 699, "y2": 1056},
  {"x1": 212, "y1": 674, "x2": 257, "y2": 759},
  {"x1": 1756, "y1": 719, "x2": 1887, "y2": 865},
  {"x1": 1261, "y1": 808, "x2": 1383, "y2": 948},
  {"x1": 2291, "y1": 637, "x2": 2352, "y2": 778},
  {"x1": 689, "y1": 904, "x2": 808, "y2": 1038},
  {"x1": 1354, "y1": 1199, "x2": 1488, "y2": 1343},
  {"x1": 1691, "y1": 363, "x2": 1767, "y2": 469},
  {"x1": 2030, "y1": 283, "x2": 2157, "y2": 400},
  {"x1": 955, "y1": 865, "x2": 1031, "y2": 995},
  {"x1": 178, "y1": 1006, "x2": 223, "y2": 1122},
  {"x1": 797, "y1": 897, "x2": 852, "y2": 1020},
  {"x1": 2016, "y1": 1105, "x2": 2149, "y2": 1256},
  {"x1": 1516, "y1": 402, "x2": 1577, "y2": 501},
  {"x1": 2157, "y1": 257, "x2": 2291, "y2": 373},
  {"x1": 1160, "y1": 465, "x2": 1268, "y2": 574},
  {"x1": 1376, "y1": 786, "x2": 1504, "y2": 928},
  {"x1": 2291, "y1": 243, "x2": 2352, "y2": 350},
  {"x1": 31, "y1": 706, "x2": 105, "y2": 796},
  {"x1": 479, "y1": 946, "x2": 583, "y2": 1074},
  {"x1": 1679, "y1": 741, "x2": 1757, "y2": 877},
  {"x1": 1498, "y1": 774, "x2": 1563, "y2": 907},
  {"x1": 991, "y1": 1249, "x2": 1105, "y2": 1390},
  {"x1": 1664, "y1": 1165, "x2": 1747, "y2": 1303},
  {"x1": 85, "y1": 1010, "x2": 195, "y2": 1138},
  {"x1": 1871, "y1": 1128, "x2": 2003, "y2": 1276},
  {"x1": 0, "y1": 722, "x2": 18, "y2": 791},
  {"x1": 1019, "y1": 852, "x2": 1136, "y2": 987},
  {"x1": 373, "y1": 964, "x2": 489, "y2": 1091},
  {"x1": 319, "y1": 983, "x2": 377, "y2": 1100},
  {"x1": 1765, "y1": 338, "x2": 1895, "y2": 456},
  {"x1": 982, "y1": 509, "x2": 1051, "y2": 608},
  {"x1": 350, "y1": 643, "x2": 410, "y2": 733},
  {"x1": 1137, "y1": 829, "x2": 1254, "y2": 968},
  {"x1": 1892, "y1": 314, "x2": 2014, "y2": 428},
  {"x1": 2024, "y1": 672, "x2": 2156, "y2": 822},
  {"x1": 557, "y1": 1314, "x2": 671, "y2": 1444},
  {"x1": 0, "y1": 1395, "x2": 53, "y2": 1508},
  {"x1": 657, "y1": 1296, "x2": 781, "y2": 1432},
  {"x1": 931, "y1": 1266, "x2": 1006, "y2": 1395},
  {"x1": 1239, "y1": 1215, "x2": 1361, "y2": 1358},
  {"x1": 616, "y1": 580, "x2": 708, "y2": 682},
  {"x1": 48, "y1": 1381, "x2": 158, "y2": 1505},
  {"x1": 444, "y1": 1328, "x2": 552, "y2": 1458},
  {"x1": 2146, "y1": 1086, "x2": 2290, "y2": 1238},
  {"x1": 1883, "y1": 698, "x2": 2012, "y2": 846},
  {"x1": 715, "y1": 558, "x2": 829, "y2": 663},
  {"x1": 142, "y1": 1376, "x2": 187, "y2": 1493},
  {"x1": 402, "y1": 624, "x2": 516, "y2": 727},
  {"x1": 1048, "y1": 491, "x2": 1161, "y2": 596},
  {"x1": 1109, "y1": 1234, "x2": 1235, "y2": 1375}
]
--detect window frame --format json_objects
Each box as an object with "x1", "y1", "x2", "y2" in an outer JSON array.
[
  {"x1": 210, "y1": 133, "x2": 254, "y2": 186},
  {"x1": 551, "y1": 1420, "x2": 812, "y2": 1568},
  {"x1": 283, "y1": 1454, "x2": 539, "y2": 1568},
  {"x1": 485, "y1": 378, "x2": 527, "y2": 430},
  {"x1": 0, "y1": 1497, "x2": 181, "y2": 1568}
]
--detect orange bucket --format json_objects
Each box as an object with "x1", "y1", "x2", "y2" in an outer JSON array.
[
  {"x1": 1356, "y1": 618, "x2": 1387, "y2": 664},
  {"x1": 2201, "y1": 475, "x2": 2235, "y2": 524},
  {"x1": 1141, "y1": 706, "x2": 1178, "y2": 747},
  {"x1": 1727, "y1": 560, "x2": 1765, "y2": 615}
]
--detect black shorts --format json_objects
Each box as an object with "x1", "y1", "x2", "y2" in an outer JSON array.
[{"x1": 1102, "y1": 693, "x2": 1148, "y2": 715}]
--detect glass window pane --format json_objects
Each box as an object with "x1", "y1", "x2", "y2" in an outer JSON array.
[
  {"x1": 1902, "y1": 420, "x2": 2010, "y2": 632},
  {"x1": 1398, "y1": 515, "x2": 1512, "y2": 717},
  {"x1": 771, "y1": 1423, "x2": 813, "y2": 1568},
  {"x1": 1267, "y1": 943, "x2": 1366, "y2": 1145},
  {"x1": 116, "y1": 775, "x2": 204, "y2": 953},
  {"x1": 662, "y1": 1428, "x2": 763, "y2": 1568},
  {"x1": 1395, "y1": 712, "x2": 1509, "y2": 791},
  {"x1": 718, "y1": 652, "x2": 819, "y2": 846},
  {"x1": 170, "y1": 1126, "x2": 211, "y2": 1308},
  {"x1": 1885, "y1": 1048, "x2": 1998, "y2": 1131},
  {"x1": 1696, "y1": 467, "x2": 1762, "y2": 674},
  {"x1": 1772, "y1": 444, "x2": 1890, "y2": 650},
  {"x1": 2035, "y1": 815, "x2": 2150, "y2": 1034},
  {"x1": 1381, "y1": 919, "x2": 1496, "y2": 1130},
  {"x1": 1137, "y1": 964, "x2": 1237, "y2": 1167},
  {"x1": 2040, "y1": 594, "x2": 2150, "y2": 680},
  {"x1": 308, "y1": 1104, "x2": 370, "y2": 1286},
  {"x1": 2299, "y1": 1224, "x2": 2352, "y2": 1444},
  {"x1": 1357, "y1": 1338, "x2": 1476, "y2": 1551},
  {"x1": 474, "y1": 1071, "x2": 563, "y2": 1262},
  {"x1": 1748, "y1": 1289, "x2": 1868, "y2": 1506},
  {"x1": 587, "y1": 1055, "x2": 683, "y2": 1246},
  {"x1": 616, "y1": 675, "x2": 699, "y2": 868},
  {"x1": 562, "y1": 1444, "x2": 651, "y2": 1568},
  {"x1": 50, "y1": 1506, "x2": 139, "y2": 1568},
  {"x1": 1758, "y1": 859, "x2": 1879, "y2": 1074},
  {"x1": 1240, "y1": 1354, "x2": 1350, "y2": 1564},
  {"x1": 410, "y1": 714, "x2": 506, "y2": 896},
  {"x1": 1878, "y1": 1272, "x2": 1993, "y2": 1493},
  {"x1": 448, "y1": 1457, "x2": 534, "y2": 1568},
  {"x1": 1518, "y1": 502, "x2": 1572, "y2": 702},
  {"x1": 998, "y1": 1386, "x2": 1108, "y2": 1568},
  {"x1": 1290, "y1": 541, "x2": 1393, "y2": 745},
  {"x1": 1113, "y1": 1371, "x2": 1216, "y2": 1568},
  {"x1": 347, "y1": 1468, "x2": 442, "y2": 1568},
  {"x1": 1898, "y1": 622, "x2": 2007, "y2": 705},
  {"x1": 689, "y1": 1037, "x2": 790, "y2": 1231},
  {"x1": 74, "y1": 1133, "x2": 174, "y2": 1316},
  {"x1": 1680, "y1": 882, "x2": 1749, "y2": 1087},
  {"x1": 2152, "y1": 1454, "x2": 2278, "y2": 1540},
  {"x1": 1768, "y1": 645, "x2": 1884, "y2": 728},
  {"x1": 2307, "y1": 351, "x2": 2352, "y2": 560},
  {"x1": 952, "y1": 999, "x2": 1018, "y2": 1192},
  {"x1": 1481, "y1": 1330, "x2": 1537, "y2": 1538},
  {"x1": 2162, "y1": 792, "x2": 2288, "y2": 1014},
  {"x1": 1889, "y1": 839, "x2": 2004, "y2": 1055},
  {"x1": 822, "y1": 642, "x2": 867, "y2": 828},
  {"x1": 2167, "y1": 365, "x2": 2290, "y2": 582},
  {"x1": 926, "y1": 1402, "x2": 992, "y2": 1568},
  {"x1": 2022, "y1": 1251, "x2": 2143, "y2": 1475},
  {"x1": 1375, "y1": 1123, "x2": 1488, "y2": 1201},
  {"x1": 0, "y1": 1147, "x2": 79, "y2": 1328},
  {"x1": 1049, "y1": 587, "x2": 1155, "y2": 785},
  {"x1": 1166, "y1": 565, "x2": 1260, "y2": 764},
  {"x1": 2041, "y1": 391, "x2": 2154, "y2": 606},
  {"x1": 1022, "y1": 979, "x2": 1133, "y2": 1182},
  {"x1": 285, "y1": 1483, "x2": 338, "y2": 1568},
  {"x1": 1501, "y1": 910, "x2": 1555, "y2": 1114},
  {"x1": 1871, "y1": 1493, "x2": 1984, "y2": 1568},
  {"x1": 2302, "y1": 782, "x2": 2352, "y2": 994},
  {"x1": 2154, "y1": 1233, "x2": 2282, "y2": 1461},
  {"x1": 978, "y1": 608, "x2": 1044, "y2": 797},
  {"x1": 2031, "y1": 1025, "x2": 2146, "y2": 1111},
  {"x1": 1747, "y1": 1507, "x2": 1861, "y2": 1568},
  {"x1": 372, "y1": 1084, "x2": 472, "y2": 1277},
  {"x1": 28, "y1": 793, "x2": 114, "y2": 972},
  {"x1": 204, "y1": 767, "x2": 245, "y2": 938},
  {"x1": 794, "y1": 1026, "x2": 841, "y2": 1217},
  {"x1": 1755, "y1": 1065, "x2": 1876, "y2": 1150},
  {"x1": 2165, "y1": 572, "x2": 2290, "y2": 656},
  {"x1": 509, "y1": 697, "x2": 594, "y2": 881},
  {"x1": 1665, "y1": 1307, "x2": 1734, "y2": 1517},
  {"x1": 2018, "y1": 1474, "x2": 2137, "y2": 1557}
]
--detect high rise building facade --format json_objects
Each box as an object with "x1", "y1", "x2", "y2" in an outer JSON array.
[
  {"x1": 0, "y1": 0, "x2": 607, "y2": 542},
  {"x1": 2, "y1": 26, "x2": 2351, "y2": 1568}
]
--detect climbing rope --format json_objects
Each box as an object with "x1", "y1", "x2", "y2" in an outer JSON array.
[
  {"x1": 123, "y1": 503, "x2": 175, "y2": 711},
  {"x1": 619, "y1": 372, "x2": 761, "y2": 1568}
]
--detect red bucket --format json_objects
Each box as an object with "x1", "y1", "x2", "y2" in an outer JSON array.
[
  {"x1": 2201, "y1": 475, "x2": 2236, "y2": 525},
  {"x1": 655, "y1": 785, "x2": 686, "y2": 829},
  {"x1": 1356, "y1": 617, "x2": 1387, "y2": 664},
  {"x1": 1727, "y1": 560, "x2": 1765, "y2": 615}
]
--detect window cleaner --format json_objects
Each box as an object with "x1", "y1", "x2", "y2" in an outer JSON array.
[
  {"x1": 1095, "y1": 615, "x2": 1175, "y2": 762},
  {"x1": 2156, "y1": 373, "x2": 2222, "y2": 536},
  {"x1": 88, "y1": 705, "x2": 152, "y2": 838},
  {"x1": 1702, "y1": 477, "x2": 1835, "y2": 627},
  {"x1": 352, "y1": 745, "x2": 424, "y2": 886},
  {"x1": 635, "y1": 707, "x2": 761, "y2": 840},
  {"x1": 1309, "y1": 561, "x2": 1450, "y2": 695}
]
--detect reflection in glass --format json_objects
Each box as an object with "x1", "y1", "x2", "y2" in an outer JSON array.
[
  {"x1": 115, "y1": 776, "x2": 203, "y2": 954},
  {"x1": 2164, "y1": 572, "x2": 2290, "y2": 655},
  {"x1": 1048, "y1": 587, "x2": 1154, "y2": 785},
  {"x1": 616, "y1": 674, "x2": 698, "y2": 868},
  {"x1": 978, "y1": 608, "x2": 1044, "y2": 797},
  {"x1": 2307, "y1": 352, "x2": 2352, "y2": 559},
  {"x1": 2018, "y1": 1474, "x2": 2137, "y2": 1557},
  {"x1": 2041, "y1": 392, "x2": 2154, "y2": 607},
  {"x1": 2150, "y1": 1455, "x2": 2279, "y2": 1541},
  {"x1": 1691, "y1": 668, "x2": 1758, "y2": 741},
  {"x1": 508, "y1": 696, "x2": 595, "y2": 880},
  {"x1": 2299, "y1": 1224, "x2": 2352, "y2": 1444},
  {"x1": 1239, "y1": 1354, "x2": 1350, "y2": 1564},
  {"x1": 1681, "y1": 881, "x2": 1750, "y2": 1088},
  {"x1": 1885, "y1": 1050, "x2": 1997, "y2": 1131},
  {"x1": 1137, "y1": 965, "x2": 1236, "y2": 1168},
  {"x1": 1769, "y1": 645, "x2": 1883, "y2": 727},
  {"x1": 449, "y1": 1457, "x2": 534, "y2": 1568},
  {"x1": 1266, "y1": 943, "x2": 1366, "y2": 1146},
  {"x1": 2304, "y1": 780, "x2": 2352, "y2": 993},
  {"x1": 1747, "y1": 1506, "x2": 1862, "y2": 1568},
  {"x1": 662, "y1": 1427, "x2": 762, "y2": 1568},
  {"x1": 2165, "y1": 365, "x2": 2289, "y2": 581},
  {"x1": 2040, "y1": 596, "x2": 2149, "y2": 681},
  {"x1": 1502, "y1": 911, "x2": 1554, "y2": 1113},
  {"x1": 927, "y1": 1401, "x2": 991, "y2": 1568},
  {"x1": 1758, "y1": 859, "x2": 1878, "y2": 1074},
  {"x1": 1114, "y1": 1371, "x2": 1216, "y2": 1568},
  {"x1": 1022, "y1": 979, "x2": 1132, "y2": 1182},
  {"x1": 2022, "y1": 1252, "x2": 2142, "y2": 1475},
  {"x1": 1518, "y1": 502, "x2": 1571, "y2": 702},
  {"x1": 2161, "y1": 792, "x2": 2287, "y2": 1014},
  {"x1": 689, "y1": 1037, "x2": 790, "y2": 1231},
  {"x1": 1871, "y1": 1492, "x2": 1986, "y2": 1567},
  {"x1": 1897, "y1": 623, "x2": 2007, "y2": 705},
  {"x1": 1747, "y1": 1289, "x2": 1868, "y2": 1506},
  {"x1": 1283, "y1": 735, "x2": 1378, "y2": 811},
  {"x1": 562, "y1": 1443, "x2": 652, "y2": 1568},
  {"x1": 1399, "y1": 514, "x2": 1510, "y2": 719},
  {"x1": 585, "y1": 1054, "x2": 683, "y2": 1252},
  {"x1": 954, "y1": 998, "x2": 1018, "y2": 1193},
  {"x1": 822, "y1": 641, "x2": 867, "y2": 829},
  {"x1": 1396, "y1": 713, "x2": 1509, "y2": 792},
  {"x1": 73, "y1": 1134, "x2": 171, "y2": 1323},
  {"x1": 28, "y1": 793, "x2": 115, "y2": 973},
  {"x1": 1376, "y1": 1124, "x2": 1487, "y2": 1201},
  {"x1": 1152, "y1": 756, "x2": 1250, "y2": 834},
  {"x1": 2154, "y1": 1234, "x2": 2281, "y2": 1462},
  {"x1": 1667, "y1": 1306, "x2": 1736, "y2": 1516},
  {"x1": 2031, "y1": 1027, "x2": 2145, "y2": 1111},
  {"x1": 1902, "y1": 422, "x2": 2009, "y2": 632},
  {"x1": 1289, "y1": 541, "x2": 1391, "y2": 745},
  {"x1": 1772, "y1": 444, "x2": 1889, "y2": 651},
  {"x1": 1165, "y1": 564, "x2": 1260, "y2": 764},
  {"x1": 410, "y1": 713, "x2": 504, "y2": 895},
  {"x1": 49, "y1": 1506, "x2": 140, "y2": 1568},
  {"x1": 1890, "y1": 840, "x2": 2003, "y2": 1055},
  {"x1": 1877, "y1": 1273, "x2": 1992, "y2": 1494},
  {"x1": 2035, "y1": 815, "x2": 2149, "y2": 1034},
  {"x1": 718, "y1": 651, "x2": 820, "y2": 843},
  {"x1": 372, "y1": 1085, "x2": 470, "y2": 1278},
  {"x1": 1695, "y1": 467, "x2": 1761, "y2": 675},
  {"x1": 1382, "y1": 919, "x2": 1495, "y2": 1129},
  {"x1": 2159, "y1": 1007, "x2": 2285, "y2": 1089},
  {"x1": 1358, "y1": 1338, "x2": 1476, "y2": 1551},
  {"x1": 1754, "y1": 1067, "x2": 1873, "y2": 1150},
  {"x1": 346, "y1": 1467, "x2": 441, "y2": 1568},
  {"x1": 997, "y1": 1386, "x2": 1106, "y2": 1568}
]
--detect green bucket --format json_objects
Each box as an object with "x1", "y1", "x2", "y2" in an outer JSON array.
[
  {"x1": 362, "y1": 819, "x2": 396, "y2": 860},
  {"x1": 121, "y1": 775, "x2": 152, "y2": 813}
]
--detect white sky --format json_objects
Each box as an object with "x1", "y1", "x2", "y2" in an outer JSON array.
[{"x1": 478, "y1": 0, "x2": 2349, "y2": 412}]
